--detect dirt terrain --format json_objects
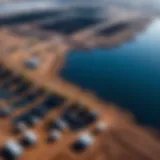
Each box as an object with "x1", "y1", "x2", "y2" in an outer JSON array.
[{"x1": 0, "y1": 6, "x2": 159, "y2": 160}]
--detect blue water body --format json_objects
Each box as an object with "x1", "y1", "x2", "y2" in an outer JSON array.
[{"x1": 60, "y1": 19, "x2": 160, "y2": 128}]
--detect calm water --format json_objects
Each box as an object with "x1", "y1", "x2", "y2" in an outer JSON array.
[{"x1": 60, "y1": 19, "x2": 160, "y2": 128}]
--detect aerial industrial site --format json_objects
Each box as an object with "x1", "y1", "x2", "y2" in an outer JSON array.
[{"x1": 0, "y1": 1, "x2": 160, "y2": 160}]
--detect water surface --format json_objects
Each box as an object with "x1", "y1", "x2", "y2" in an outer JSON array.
[{"x1": 61, "y1": 19, "x2": 160, "y2": 128}]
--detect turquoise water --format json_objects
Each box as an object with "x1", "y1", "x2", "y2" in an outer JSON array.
[{"x1": 60, "y1": 19, "x2": 160, "y2": 128}]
